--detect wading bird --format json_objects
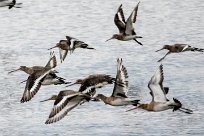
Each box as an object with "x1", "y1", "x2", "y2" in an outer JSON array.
[
  {"x1": 106, "y1": 2, "x2": 143, "y2": 45},
  {"x1": 66, "y1": 74, "x2": 115, "y2": 93},
  {"x1": 8, "y1": 52, "x2": 69, "y2": 102},
  {"x1": 156, "y1": 44, "x2": 204, "y2": 62},
  {"x1": 49, "y1": 36, "x2": 95, "y2": 62},
  {"x1": 41, "y1": 89, "x2": 95, "y2": 124},
  {"x1": 95, "y1": 58, "x2": 139, "y2": 106},
  {"x1": 0, "y1": 0, "x2": 22, "y2": 9},
  {"x1": 127, "y1": 64, "x2": 193, "y2": 114}
]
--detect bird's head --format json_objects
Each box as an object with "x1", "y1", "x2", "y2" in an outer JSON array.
[
  {"x1": 106, "y1": 34, "x2": 120, "y2": 42},
  {"x1": 40, "y1": 95, "x2": 58, "y2": 102}
]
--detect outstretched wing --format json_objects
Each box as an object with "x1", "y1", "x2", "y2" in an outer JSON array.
[
  {"x1": 114, "y1": 4, "x2": 126, "y2": 34},
  {"x1": 79, "y1": 74, "x2": 114, "y2": 92},
  {"x1": 45, "y1": 94, "x2": 90, "y2": 124},
  {"x1": 125, "y1": 2, "x2": 140, "y2": 35},
  {"x1": 20, "y1": 69, "x2": 52, "y2": 103},
  {"x1": 45, "y1": 51, "x2": 57, "y2": 68},
  {"x1": 111, "y1": 58, "x2": 128, "y2": 98},
  {"x1": 148, "y1": 64, "x2": 168, "y2": 102}
]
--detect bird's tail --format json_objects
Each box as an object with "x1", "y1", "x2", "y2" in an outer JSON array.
[
  {"x1": 131, "y1": 100, "x2": 140, "y2": 106},
  {"x1": 54, "y1": 77, "x2": 71, "y2": 85},
  {"x1": 188, "y1": 46, "x2": 204, "y2": 52},
  {"x1": 172, "y1": 98, "x2": 182, "y2": 111}
]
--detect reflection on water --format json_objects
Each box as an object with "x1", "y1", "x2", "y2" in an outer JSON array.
[{"x1": 0, "y1": 0, "x2": 204, "y2": 135}]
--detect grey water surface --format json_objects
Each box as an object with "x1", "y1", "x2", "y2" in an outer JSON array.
[{"x1": 0, "y1": 0, "x2": 204, "y2": 135}]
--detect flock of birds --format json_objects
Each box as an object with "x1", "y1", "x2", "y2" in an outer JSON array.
[{"x1": 3, "y1": 0, "x2": 204, "y2": 124}]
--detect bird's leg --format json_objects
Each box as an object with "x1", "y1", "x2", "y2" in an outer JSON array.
[
  {"x1": 133, "y1": 39, "x2": 143, "y2": 46},
  {"x1": 157, "y1": 51, "x2": 171, "y2": 62},
  {"x1": 20, "y1": 79, "x2": 27, "y2": 84},
  {"x1": 179, "y1": 107, "x2": 193, "y2": 114}
]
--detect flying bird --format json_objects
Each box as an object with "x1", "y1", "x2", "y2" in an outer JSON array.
[
  {"x1": 156, "y1": 44, "x2": 204, "y2": 62},
  {"x1": 41, "y1": 89, "x2": 95, "y2": 124},
  {"x1": 66, "y1": 74, "x2": 115, "y2": 93},
  {"x1": 127, "y1": 64, "x2": 193, "y2": 114},
  {"x1": 49, "y1": 36, "x2": 95, "y2": 62},
  {"x1": 8, "y1": 52, "x2": 69, "y2": 103},
  {"x1": 106, "y1": 2, "x2": 143, "y2": 45},
  {"x1": 0, "y1": 0, "x2": 22, "y2": 9},
  {"x1": 95, "y1": 58, "x2": 139, "y2": 106}
]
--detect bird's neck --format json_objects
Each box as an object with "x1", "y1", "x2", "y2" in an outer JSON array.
[{"x1": 22, "y1": 67, "x2": 34, "y2": 75}]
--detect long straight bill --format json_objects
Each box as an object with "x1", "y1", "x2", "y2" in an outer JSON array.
[
  {"x1": 65, "y1": 82, "x2": 77, "y2": 87},
  {"x1": 8, "y1": 68, "x2": 20, "y2": 74},
  {"x1": 106, "y1": 37, "x2": 113, "y2": 42},
  {"x1": 155, "y1": 48, "x2": 164, "y2": 52},
  {"x1": 126, "y1": 106, "x2": 138, "y2": 112}
]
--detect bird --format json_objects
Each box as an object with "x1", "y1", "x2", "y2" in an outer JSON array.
[
  {"x1": 41, "y1": 89, "x2": 95, "y2": 124},
  {"x1": 127, "y1": 64, "x2": 193, "y2": 114},
  {"x1": 8, "y1": 51, "x2": 57, "y2": 75},
  {"x1": 8, "y1": 52, "x2": 68, "y2": 103},
  {"x1": 40, "y1": 71, "x2": 70, "y2": 85},
  {"x1": 66, "y1": 74, "x2": 115, "y2": 93},
  {"x1": 0, "y1": 0, "x2": 22, "y2": 9},
  {"x1": 20, "y1": 70, "x2": 71, "y2": 85},
  {"x1": 106, "y1": 2, "x2": 143, "y2": 45},
  {"x1": 156, "y1": 44, "x2": 204, "y2": 62},
  {"x1": 48, "y1": 36, "x2": 95, "y2": 62},
  {"x1": 95, "y1": 58, "x2": 139, "y2": 106}
]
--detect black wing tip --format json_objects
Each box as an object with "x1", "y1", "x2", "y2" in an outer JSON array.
[
  {"x1": 117, "y1": 58, "x2": 123, "y2": 63},
  {"x1": 159, "y1": 63, "x2": 163, "y2": 69},
  {"x1": 159, "y1": 64, "x2": 164, "y2": 75},
  {"x1": 132, "y1": 100, "x2": 140, "y2": 106},
  {"x1": 20, "y1": 97, "x2": 31, "y2": 103},
  {"x1": 172, "y1": 98, "x2": 182, "y2": 111},
  {"x1": 45, "y1": 119, "x2": 55, "y2": 124},
  {"x1": 163, "y1": 87, "x2": 169, "y2": 94},
  {"x1": 117, "y1": 4, "x2": 123, "y2": 11}
]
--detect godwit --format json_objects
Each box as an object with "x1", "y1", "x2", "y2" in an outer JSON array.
[
  {"x1": 0, "y1": 0, "x2": 22, "y2": 9},
  {"x1": 127, "y1": 64, "x2": 193, "y2": 114},
  {"x1": 41, "y1": 71, "x2": 70, "y2": 85},
  {"x1": 48, "y1": 36, "x2": 95, "y2": 62},
  {"x1": 156, "y1": 44, "x2": 204, "y2": 62},
  {"x1": 8, "y1": 51, "x2": 57, "y2": 74},
  {"x1": 9, "y1": 52, "x2": 65, "y2": 85},
  {"x1": 20, "y1": 70, "x2": 71, "y2": 85},
  {"x1": 66, "y1": 74, "x2": 115, "y2": 92},
  {"x1": 106, "y1": 2, "x2": 143, "y2": 45},
  {"x1": 8, "y1": 52, "x2": 68, "y2": 103},
  {"x1": 95, "y1": 58, "x2": 139, "y2": 106},
  {"x1": 41, "y1": 89, "x2": 95, "y2": 124}
]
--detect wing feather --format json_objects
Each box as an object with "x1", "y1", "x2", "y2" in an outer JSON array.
[
  {"x1": 20, "y1": 69, "x2": 52, "y2": 103},
  {"x1": 79, "y1": 74, "x2": 114, "y2": 92},
  {"x1": 45, "y1": 51, "x2": 57, "y2": 68},
  {"x1": 114, "y1": 4, "x2": 126, "y2": 34},
  {"x1": 148, "y1": 64, "x2": 168, "y2": 102},
  {"x1": 45, "y1": 95, "x2": 90, "y2": 124},
  {"x1": 125, "y1": 2, "x2": 140, "y2": 35},
  {"x1": 111, "y1": 58, "x2": 128, "y2": 97},
  {"x1": 59, "y1": 48, "x2": 68, "y2": 62}
]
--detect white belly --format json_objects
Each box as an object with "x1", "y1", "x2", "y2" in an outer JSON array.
[
  {"x1": 153, "y1": 102, "x2": 172, "y2": 111},
  {"x1": 110, "y1": 98, "x2": 134, "y2": 106},
  {"x1": 123, "y1": 35, "x2": 137, "y2": 41}
]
